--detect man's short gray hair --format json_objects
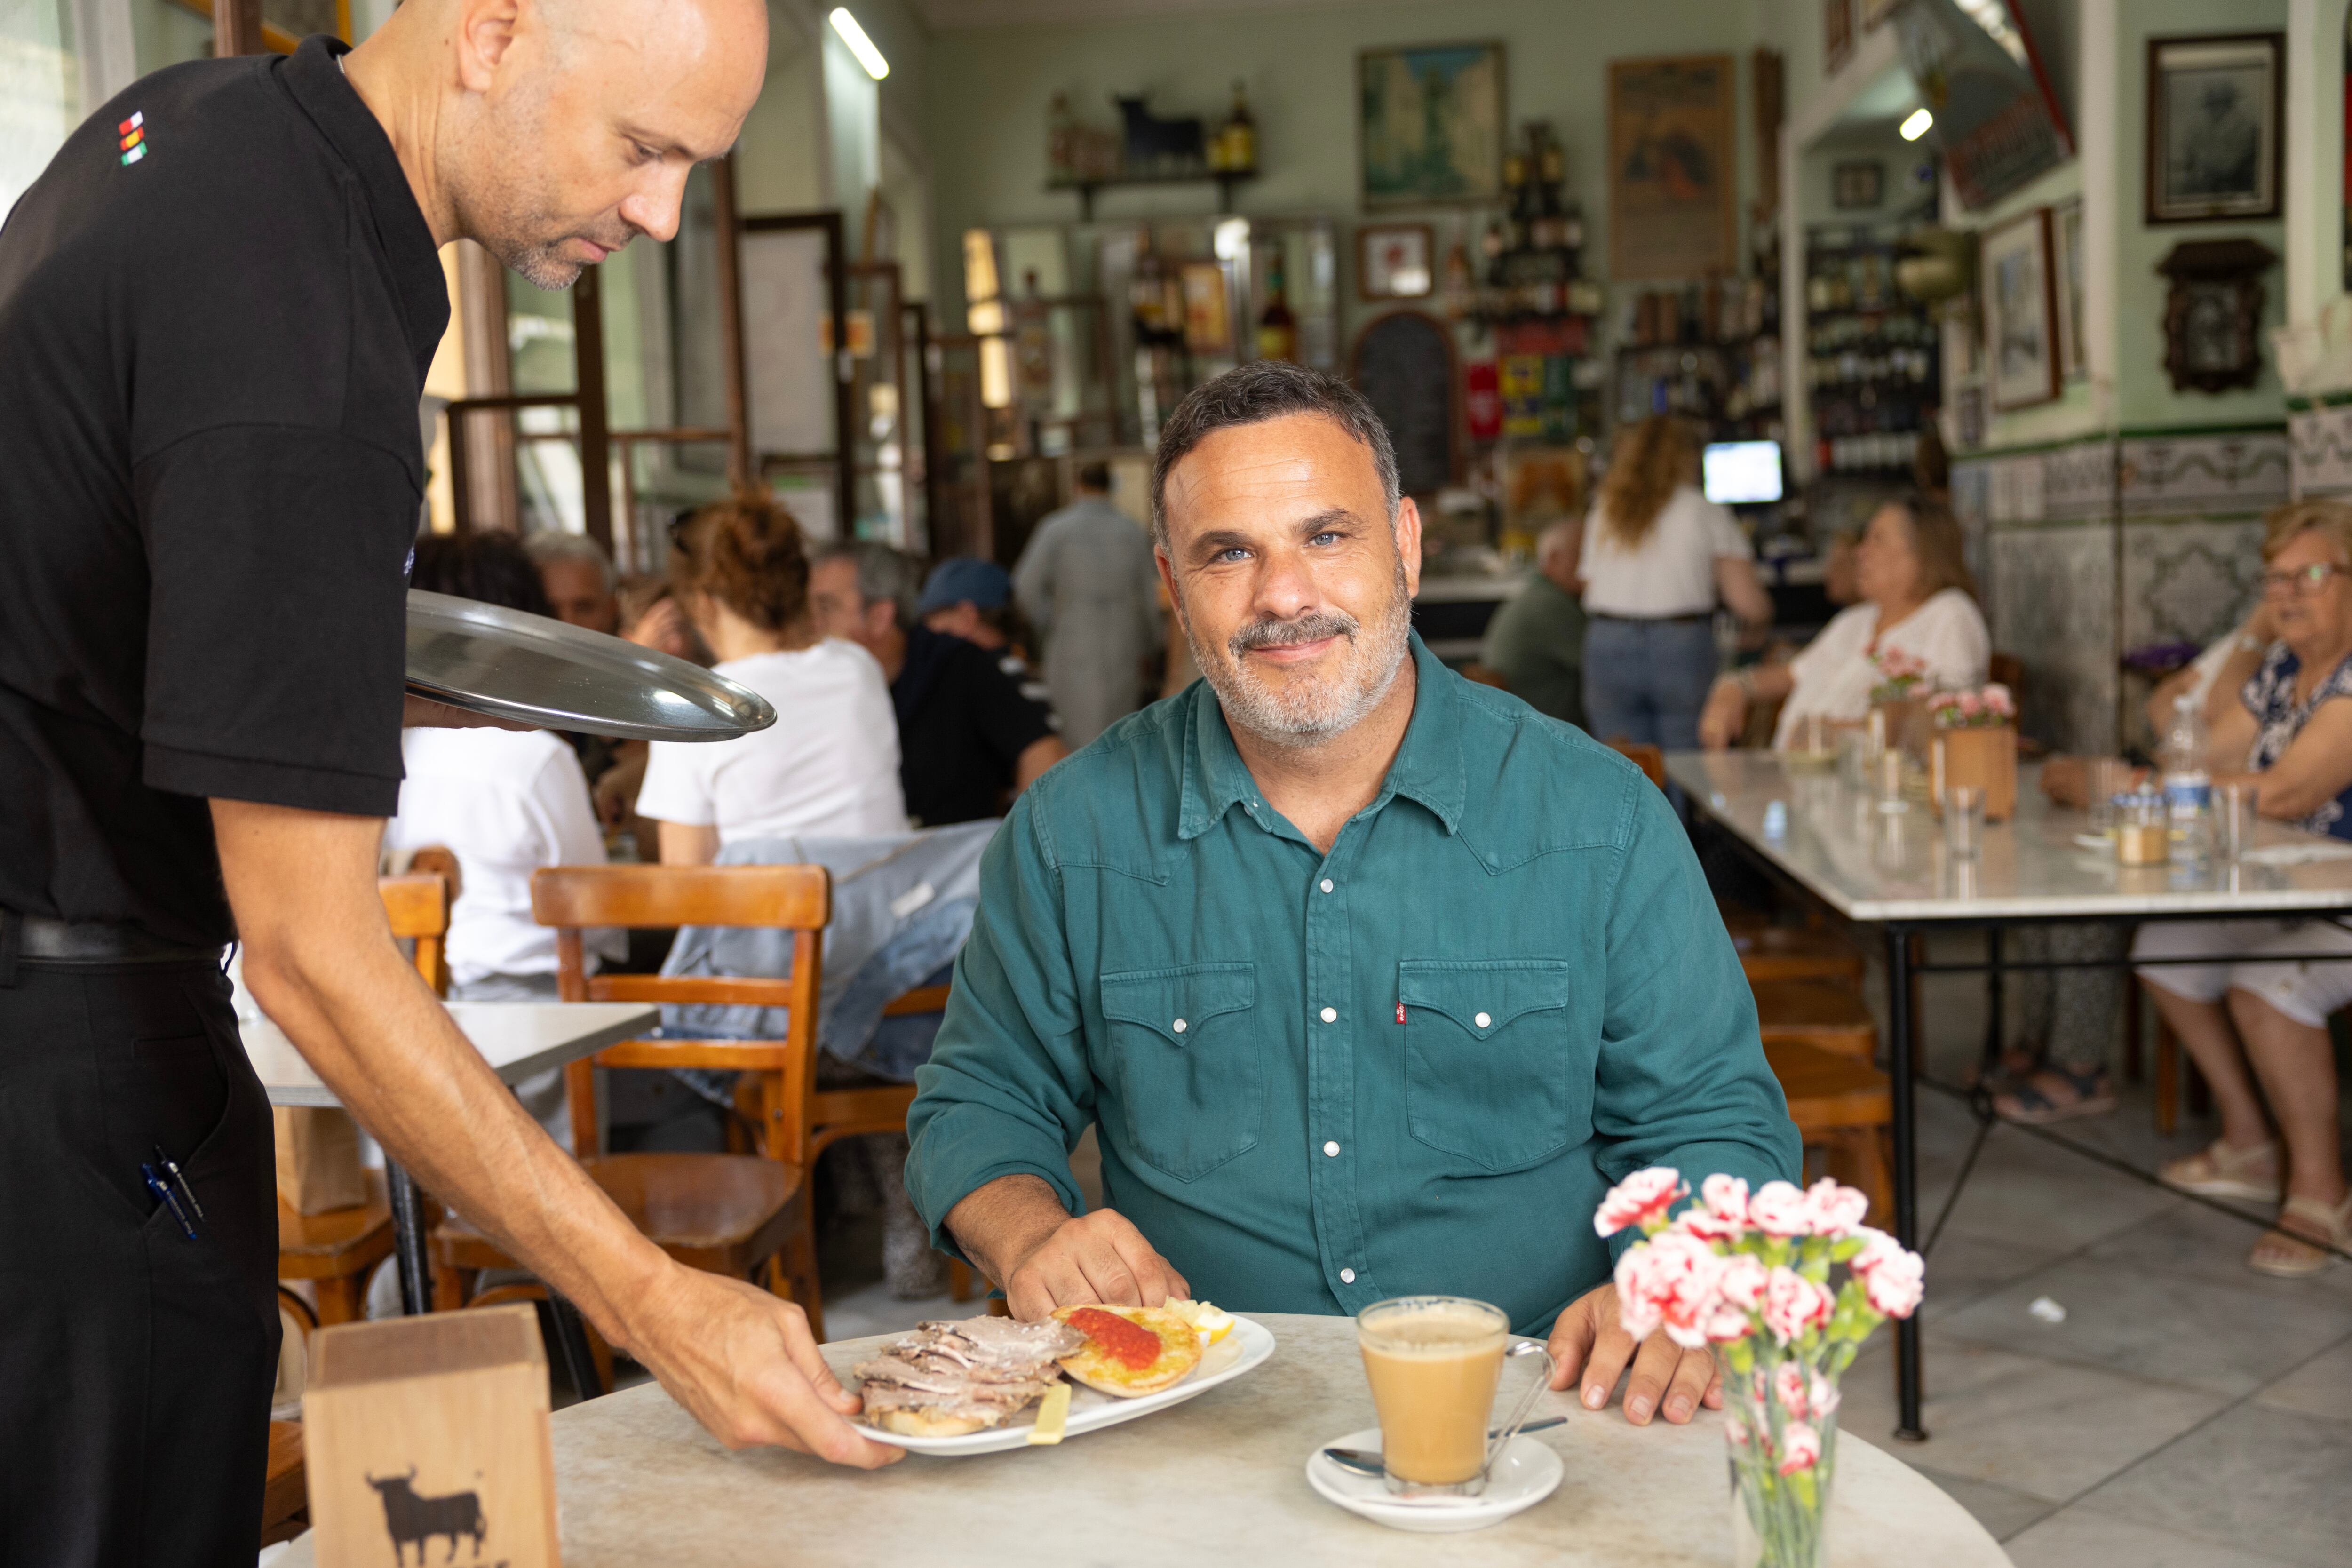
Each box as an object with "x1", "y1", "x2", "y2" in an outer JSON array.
[
  {"x1": 814, "y1": 540, "x2": 923, "y2": 629},
  {"x1": 522, "y1": 528, "x2": 615, "y2": 593},
  {"x1": 1148, "y1": 360, "x2": 1402, "y2": 553}
]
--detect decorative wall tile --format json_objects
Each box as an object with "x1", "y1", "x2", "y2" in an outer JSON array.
[
  {"x1": 2289, "y1": 404, "x2": 2352, "y2": 498},
  {"x1": 1990, "y1": 528, "x2": 2116, "y2": 754},
  {"x1": 2042, "y1": 439, "x2": 2116, "y2": 520},
  {"x1": 1951, "y1": 459, "x2": 1992, "y2": 524},
  {"x1": 2121, "y1": 519, "x2": 2265, "y2": 651},
  {"x1": 2117, "y1": 432, "x2": 2290, "y2": 517}
]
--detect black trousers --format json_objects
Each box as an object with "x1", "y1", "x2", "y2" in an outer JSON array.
[{"x1": 0, "y1": 957, "x2": 279, "y2": 1568}]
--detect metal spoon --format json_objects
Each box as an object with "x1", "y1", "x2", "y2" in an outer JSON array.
[{"x1": 1321, "y1": 1416, "x2": 1565, "y2": 1476}]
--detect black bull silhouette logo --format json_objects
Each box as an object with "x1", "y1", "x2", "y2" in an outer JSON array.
[{"x1": 366, "y1": 1468, "x2": 487, "y2": 1565}]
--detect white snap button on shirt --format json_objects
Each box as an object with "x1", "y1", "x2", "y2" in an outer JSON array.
[
  {"x1": 1320, "y1": 1006, "x2": 1337, "y2": 1023},
  {"x1": 1475, "y1": 1011, "x2": 1492, "y2": 1028},
  {"x1": 1172, "y1": 1018, "x2": 1186, "y2": 1033},
  {"x1": 1323, "y1": 1140, "x2": 1340, "y2": 1157},
  {"x1": 1319, "y1": 878, "x2": 1334, "y2": 893},
  {"x1": 1340, "y1": 1268, "x2": 1357, "y2": 1284}
]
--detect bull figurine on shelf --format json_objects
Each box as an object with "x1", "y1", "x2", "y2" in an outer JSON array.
[
  {"x1": 1114, "y1": 93, "x2": 1205, "y2": 176},
  {"x1": 368, "y1": 1468, "x2": 488, "y2": 1566}
]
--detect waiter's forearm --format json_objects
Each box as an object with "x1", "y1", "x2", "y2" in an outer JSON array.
[{"x1": 209, "y1": 798, "x2": 674, "y2": 1352}]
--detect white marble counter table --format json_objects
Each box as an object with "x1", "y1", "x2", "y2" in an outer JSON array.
[
  {"x1": 241, "y1": 1002, "x2": 656, "y2": 1108},
  {"x1": 283, "y1": 1312, "x2": 2006, "y2": 1566}
]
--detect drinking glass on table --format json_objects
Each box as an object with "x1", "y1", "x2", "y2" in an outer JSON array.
[
  {"x1": 2087, "y1": 757, "x2": 2132, "y2": 836},
  {"x1": 1945, "y1": 784, "x2": 1986, "y2": 858},
  {"x1": 1356, "y1": 1297, "x2": 1554, "y2": 1498},
  {"x1": 2216, "y1": 783, "x2": 2260, "y2": 861}
]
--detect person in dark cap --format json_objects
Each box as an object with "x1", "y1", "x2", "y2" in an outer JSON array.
[{"x1": 810, "y1": 543, "x2": 1068, "y2": 825}]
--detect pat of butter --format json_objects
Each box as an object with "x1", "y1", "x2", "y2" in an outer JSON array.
[{"x1": 1027, "y1": 1380, "x2": 1072, "y2": 1445}]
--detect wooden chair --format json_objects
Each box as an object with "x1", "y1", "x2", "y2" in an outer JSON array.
[
  {"x1": 1767, "y1": 1040, "x2": 1894, "y2": 1226},
  {"x1": 430, "y1": 865, "x2": 828, "y2": 1337},
  {"x1": 275, "y1": 871, "x2": 451, "y2": 1324},
  {"x1": 1605, "y1": 739, "x2": 1668, "y2": 788},
  {"x1": 1460, "y1": 663, "x2": 1511, "y2": 690},
  {"x1": 1724, "y1": 918, "x2": 1867, "y2": 987},
  {"x1": 1751, "y1": 979, "x2": 1877, "y2": 1059},
  {"x1": 260, "y1": 1419, "x2": 308, "y2": 1546}
]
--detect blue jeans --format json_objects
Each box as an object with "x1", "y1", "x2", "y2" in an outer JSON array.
[{"x1": 1581, "y1": 616, "x2": 1719, "y2": 752}]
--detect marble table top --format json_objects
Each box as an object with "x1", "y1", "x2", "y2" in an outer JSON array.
[
  {"x1": 280, "y1": 1311, "x2": 2005, "y2": 1566},
  {"x1": 241, "y1": 1002, "x2": 656, "y2": 1107},
  {"x1": 1669, "y1": 750, "x2": 2352, "y2": 922}
]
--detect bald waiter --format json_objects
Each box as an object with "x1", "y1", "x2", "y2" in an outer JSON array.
[{"x1": 0, "y1": 3, "x2": 898, "y2": 1561}]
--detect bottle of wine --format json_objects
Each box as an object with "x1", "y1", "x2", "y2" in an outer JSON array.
[
  {"x1": 1131, "y1": 230, "x2": 1173, "y2": 347},
  {"x1": 1223, "y1": 80, "x2": 1256, "y2": 173},
  {"x1": 1256, "y1": 248, "x2": 1297, "y2": 363}
]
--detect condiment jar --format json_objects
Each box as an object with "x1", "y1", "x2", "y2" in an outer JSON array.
[{"x1": 2117, "y1": 789, "x2": 2169, "y2": 867}]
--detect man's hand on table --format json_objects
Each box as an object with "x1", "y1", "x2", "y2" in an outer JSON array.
[
  {"x1": 1547, "y1": 1281, "x2": 1722, "y2": 1427},
  {"x1": 946, "y1": 1173, "x2": 1189, "y2": 1320},
  {"x1": 619, "y1": 1266, "x2": 902, "y2": 1467}
]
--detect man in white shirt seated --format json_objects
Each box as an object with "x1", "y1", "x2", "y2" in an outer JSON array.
[{"x1": 384, "y1": 533, "x2": 623, "y2": 1144}]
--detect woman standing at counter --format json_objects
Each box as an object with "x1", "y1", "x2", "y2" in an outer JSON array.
[{"x1": 1579, "y1": 417, "x2": 1773, "y2": 749}]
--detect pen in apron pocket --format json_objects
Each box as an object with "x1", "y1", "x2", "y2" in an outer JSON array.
[{"x1": 141, "y1": 1163, "x2": 199, "y2": 1240}]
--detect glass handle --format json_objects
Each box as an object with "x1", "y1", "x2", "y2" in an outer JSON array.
[{"x1": 1483, "y1": 1338, "x2": 1557, "y2": 1478}]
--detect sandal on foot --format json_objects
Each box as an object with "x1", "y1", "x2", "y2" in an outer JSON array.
[
  {"x1": 2159, "y1": 1138, "x2": 2283, "y2": 1202},
  {"x1": 1994, "y1": 1065, "x2": 2117, "y2": 1125},
  {"x1": 2247, "y1": 1193, "x2": 2352, "y2": 1279}
]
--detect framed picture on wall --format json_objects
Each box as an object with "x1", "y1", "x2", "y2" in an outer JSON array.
[
  {"x1": 2146, "y1": 32, "x2": 2283, "y2": 224},
  {"x1": 1358, "y1": 42, "x2": 1506, "y2": 208},
  {"x1": 2052, "y1": 198, "x2": 2087, "y2": 382},
  {"x1": 1357, "y1": 224, "x2": 1435, "y2": 300},
  {"x1": 1982, "y1": 207, "x2": 2060, "y2": 411},
  {"x1": 1608, "y1": 55, "x2": 1738, "y2": 280},
  {"x1": 1825, "y1": 0, "x2": 1853, "y2": 72},
  {"x1": 1832, "y1": 161, "x2": 1884, "y2": 210}
]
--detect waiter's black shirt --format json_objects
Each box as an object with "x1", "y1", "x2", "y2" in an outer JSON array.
[
  {"x1": 0, "y1": 37, "x2": 445, "y2": 946},
  {"x1": 890, "y1": 628, "x2": 1057, "y2": 826}
]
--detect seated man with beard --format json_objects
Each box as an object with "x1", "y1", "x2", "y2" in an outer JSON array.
[{"x1": 906, "y1": 363, "x2": 1797, "y2": 1429}]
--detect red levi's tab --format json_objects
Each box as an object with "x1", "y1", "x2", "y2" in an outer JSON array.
[{"x1": 1396, "y1": 1002, "x2": 1406, "y2": 1024}]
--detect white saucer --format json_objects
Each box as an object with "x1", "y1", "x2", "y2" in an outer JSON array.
[{"x1": 1304, "y1": 1426, "x2": 1564, "y2": 1534}]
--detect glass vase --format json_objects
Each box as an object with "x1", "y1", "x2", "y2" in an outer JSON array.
[{"x1": 1726, "y1": 1389, "x2": 1836, "y2": 1568}]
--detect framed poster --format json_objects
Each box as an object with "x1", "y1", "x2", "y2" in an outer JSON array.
[
  {"x1": 1832, "y1": 161, "x2": 1884, "y2": 210},
  {"x1": 1608, "y1": 55, "x2": 1736, "y2": 281},
  {"x1": 1357, "y1": 224, "x2": 1434, "y2": 300},
  {"x1": 1982, "y1": 207, "x2": 2060, "y2": 411},
  {"x1": 1358, "y1": 43, "x2": 1506, "y2": 208},
  {"x1": 2145, "y1": 33, "x2": 2283, "y2": 224},
  {"x1": 2052, "y1": 198, "x2": 2086, "y2": 383}
]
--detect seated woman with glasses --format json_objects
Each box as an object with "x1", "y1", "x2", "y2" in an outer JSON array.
[{"x1": 2134, "y1": 499, "x2": 2352, "y2": 1278}]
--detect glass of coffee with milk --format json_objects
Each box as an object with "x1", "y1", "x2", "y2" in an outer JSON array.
[{"x1": 1355, "y1": 1296, "x2": 1556, "y2": 1496}]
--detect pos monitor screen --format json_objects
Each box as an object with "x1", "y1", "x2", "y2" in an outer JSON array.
[{"x1": 1702, "y1": 440, "x2": 1783, "y2": 505}]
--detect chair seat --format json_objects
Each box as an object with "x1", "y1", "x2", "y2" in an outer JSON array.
[
  {"x1": 276, "y1": 1169, "x2": 394, "y2": 1277},
  {"x1": 1765, "y1": 1040, "x2": 1891, "y2": 1132},
  {"x1": 1752, "y1": 979, "x2": 1877, "y2": 1058},
  {"x1": 433, "y1": 1154, "x2": 807, "y2": 1281},
  {"x1": 261, "y1": 1420, "x2": 307, "y2": 1545},
  {"x1": 1727, "y1": 923, "x2": 1867, "y2": 985}
]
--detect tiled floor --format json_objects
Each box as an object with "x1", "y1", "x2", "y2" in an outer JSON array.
[{"x1": 1825, "y1": 937, "x2": 2352, "y2": 1566}]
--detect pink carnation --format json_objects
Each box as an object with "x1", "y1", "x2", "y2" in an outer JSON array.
[
  {"x1": 1747, "y1": 1180, "x2": 1812, "y2": 1238},
  {"x1": 1761, "y1": 1266, "x2": 1835, "y2": 1344},
  {"x1": 1772, "y1": 1361, "x2": 1810, "y2": 1416},
  {"x1": 1615, "y1": 1230, "x2": 1727, "y2": 1349},
  {"x1": 1777, "y1": 1421, "x2": 1822, "y2": 1475},
  {"x1": 1802, "y1": 1178, "x2": 1870, "y2": 1239},
  {"x1": 1671, "y1": 1174, "x2": 1748, "y2": 1241},
  {"x1": 1701, "y1": 1303, "x2": 1755, "y2": 1343},
  {"x1": 1715, "y1": 1253, "x2": 1769, "y2": 1312},
  {"x1": 1810, "y1": 1370, "x2": 1841, "y2": 1417},
  {"x1": 1595, "y1": 1168, "x2": 1686, "y2": 1237},
  {"x1": 1862, "y1": 1248, "x2": 1926, "y2": 1319},
  {"x1": 1984, "y1": 684, "x2": 2014, "y2": 716},
  {"x1": 1726, "y1": 1410, "x2": 1751, "y2": 1446}
]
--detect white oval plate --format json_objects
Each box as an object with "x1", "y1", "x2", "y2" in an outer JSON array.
[
  {"x1": 1305, "y1": 1426, "x2": 1564, "y2": 1533},
  {"x1": 853, "y1": 1315, "x2": 1276, "y2": 1456}
]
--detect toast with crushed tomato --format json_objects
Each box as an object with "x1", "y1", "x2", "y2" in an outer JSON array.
[{"x1": 1049, "y1": 1304, "x2": 1204, "y2": 1396}]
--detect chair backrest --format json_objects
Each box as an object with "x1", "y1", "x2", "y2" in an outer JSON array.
[
  {"x1": 378, "y1": 872, "x2": 452, "y2": 997},
  {"x1": 1460, "y1": 663, "x2": 1511, "y2": 690},
  {"x1": 1989, "y1": 652, "x2": 2025, "y2": 704},
  {"x1": 530, "y1": 865, "x2": 832, "y2": 1162},
  {"x1": 1605, "y1": 739, "x2": 1669, "y2": 789}
]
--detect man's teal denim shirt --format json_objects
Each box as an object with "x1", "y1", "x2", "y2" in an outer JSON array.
[{"x1": 907, "y1": 634, "x2": 1800, "y2": 1336}]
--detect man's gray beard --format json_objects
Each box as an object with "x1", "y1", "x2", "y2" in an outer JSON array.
[{"x1": 1184, "y1": 557, "x2": 1414, "y2": 748}]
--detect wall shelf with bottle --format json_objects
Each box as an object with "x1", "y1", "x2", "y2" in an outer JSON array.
[
  {"x1": 1045, "y1": 82, "x2": 1260, "y2": 221},
  {"x1": 1803, "y1": 224, "x2": 1939, "y2": 481},
  {"x1": 1608, "y1": 274, "x2": 1783, "y2": 443}
]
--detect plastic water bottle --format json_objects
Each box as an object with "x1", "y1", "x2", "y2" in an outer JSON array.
[{"x1": 2161, "y1": 694, "x2": 2213, "y2": 865}]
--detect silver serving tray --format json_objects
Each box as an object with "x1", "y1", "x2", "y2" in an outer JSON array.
[{"x1": 405, "y1": 590, "x2": 775, "y2": 742}]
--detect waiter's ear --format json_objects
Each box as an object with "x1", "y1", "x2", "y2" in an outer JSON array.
[{"x1": 453, "y1": 0, "x2": 528, "y2": 93}]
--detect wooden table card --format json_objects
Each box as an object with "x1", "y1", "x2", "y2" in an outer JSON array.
[{"x1": 303, "y1": 1304, "x2": 559, "y2": 1568}]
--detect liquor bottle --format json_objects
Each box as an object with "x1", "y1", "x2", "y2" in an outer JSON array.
[
  {"x1": 1222, "y1": 80, "x2": 1256, "y2": 174},
  {"x1": 1130, "y1": 230, "x2": 1172, "y2": 347},
  {"x1": 1048, "y1": 93, "x2": 1076, "y2": 185},
  {"x1": 1256, "y1": 249, "x2": 1298, "y2": 362}
]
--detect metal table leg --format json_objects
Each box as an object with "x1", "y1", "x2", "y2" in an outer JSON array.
[
  {"x1": 546, "y1": 1291, "x2": 607, "y2": 1400},
  {"x1": 1884, "y1": 925, "x2": 1928, "y2": 1441},
  {"x1": 387, "y1": 1160, "x2": 433, "y2": 1316}
]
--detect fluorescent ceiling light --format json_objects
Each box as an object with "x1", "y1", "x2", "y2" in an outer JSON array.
[
  {"x1": 829, "y1": 8, "x2": 889, "y2": 80},
  {"x1": 1899, "y1": 107, "x2": 1934, "y2": 142}
]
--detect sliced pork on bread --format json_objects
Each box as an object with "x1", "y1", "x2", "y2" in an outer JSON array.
[{"x1": 854, "y1": 1315, "x2": 1084, "y2": 1437}]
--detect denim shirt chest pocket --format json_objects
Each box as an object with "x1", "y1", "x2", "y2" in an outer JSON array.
[
  {"x1": 1098, "y1": 962, "x2": 1262, "y2": 1181},
  {"x1": 1400, "y1": 958, "x2": 1587, "y2": 1171}
]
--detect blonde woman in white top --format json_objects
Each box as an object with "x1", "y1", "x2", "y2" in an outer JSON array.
[
  {"x1": 1580, "y1": 417, "x2": 1773, "y2": 748},
  {"x1": 1700, "y1": 496, "x2": 1988, "y2": 749}
]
